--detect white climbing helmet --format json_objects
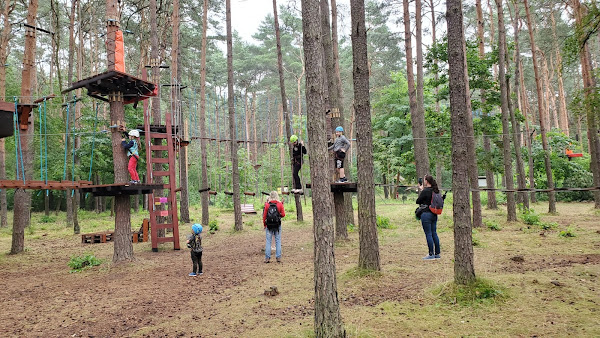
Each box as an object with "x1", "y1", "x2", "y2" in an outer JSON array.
[{"x1": 128, "y1": 129, "x2": 140, "y2": 138}]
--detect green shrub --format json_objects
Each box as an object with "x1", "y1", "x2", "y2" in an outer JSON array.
[
  {"x1": 559, "y1": 228, "x2": 576, "y2": 238},
  {"x1": 520, "y1": 208, "x2": 540, "y2": 225},
  {"x1": 208, "y1": 219, "x2": 219, "y2": 234},
  {"x1": 40, "y1": 215, "x2": 56, "y2": 223},
  {"x1": 435, "y1": 278, "x2": 506, "y2": 305},
  {"x1": 539, "y1": 222, "x2": 558, "y2": 230},
  {"x1": 347, "y1": 223, "x2": 356, "y2": 233},
  {"x1": 483, "y1": 219, "x2": 501, "y2": 231},
  {"x1": 68, "y1": 254, "x2": 102, "y2": 272},
  {"x1": 376, "y1": 215, "x2": 392, "y2": 229}
]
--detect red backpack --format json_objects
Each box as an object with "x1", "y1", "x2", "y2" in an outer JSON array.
[{"x1": 429, "y1": 191, "x2": 445, "y2": 215}]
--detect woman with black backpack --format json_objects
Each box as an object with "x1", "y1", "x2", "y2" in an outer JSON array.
[
  {"x1": 416, "y1": 175, "x2": 441, "y2": 260},
  {"x1": 263, "y1": 191, "x2": 285, "y2": 263}
]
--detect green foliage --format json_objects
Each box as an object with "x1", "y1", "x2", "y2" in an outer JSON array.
[
  {"x1": 434, "y1": 278, "x2": 506, "y2": 306},
  {"x1": 40, "y1": 215, "x2": 56, "y2": 223},
  {"x1": 347, "y1": 223, "x2": 356, "y2": 233},
  {"x1": 68, "y1": 253, "x2": 102, "y2": 273},
  {"x1": 483, "y1": 219, "x2": 501, "y2": 231},
  {"x1": 208, "y1": 220, "x2": 219, "y2": 234},
  {"x1": 559, "y1": 228, "x2": 576, "y2": 238},
  {"x1": 520, "y1": 208, "x2": 540, "y2": 226},
  {"x1": 376, "y1": 215, "x2": 393, "y2": 229}
]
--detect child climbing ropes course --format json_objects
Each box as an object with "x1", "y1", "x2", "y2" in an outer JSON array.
[
  {"x1": 328, "y1": 126, "x2": 350, "y2": 183},
  {"x1": 121, "y1": 129, "x2": 141, "y2": 184},
  {"x1": 290, "y1": 134, "x2": 306, "y2": 194}
]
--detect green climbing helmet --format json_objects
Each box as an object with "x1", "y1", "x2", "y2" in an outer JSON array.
[{"x1": 290, "y1": 135, "x2": 298, "y2": 143}]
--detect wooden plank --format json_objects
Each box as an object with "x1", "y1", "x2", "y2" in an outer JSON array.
[
  {"x1": 150, "y1": 145, "x2": 169, "y2": 151},
  {"x1": 151, "y1": 158, "x2": 170, "y2": 164}
]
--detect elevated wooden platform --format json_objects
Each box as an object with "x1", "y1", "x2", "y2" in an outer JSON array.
[
  {"x1": 241, "y1": 204, "x2": 257, "y2": 214},
  {"x1": 305, "y1": 182, "x2": 357, "y2": 193},
  {"x1": 61, "y1": 70, "x2": 156, "y2": 104},
  {"x1": 0, "y1": 101, "x2": 38, "y2": 131},
  {"x1": 0, "y1": 180, "x2": 92, "y2": 190},
  {"x1": 80, "y1": 183, "x2": 164, "y2": 196}
]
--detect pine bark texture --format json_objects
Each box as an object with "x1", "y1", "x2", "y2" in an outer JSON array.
[
  {"x1": 447, "y1": 0, "x2": 476, "y2": 284},
  {"x1": 11, "y1": 0, "x2": 38, "y2": 254},
  {"x1": 403, "y1": 0, "x2": 430, "y2": 179},
  {"x1": 476, "y1": 0, "x2": 497, "y2": 209},
  {"x1": 0, "y1": 0, "x2": 13, "y2": 227},
  {"x1": 510, "y1": 2, "x2": 529, "y2": 210},
  {"x1": 301, "y1": 0, "x2": 345, "y2": 335},
  {"x1": 199, "y1": 0, "x2": 210, "y2": 225},
  {"x1": 107, "y1": 0, "x2": 133, "y2": 262},
  {"x1": 351, "y1": 0, "x2": 380, "y2": 271},
  {"x1": 226, "y1": 0, "x2": 243, "y2": 230},
  {"x1": 524, "y1": 0, "x2": 556, "y2": 213},
  {"x1": 496, "y1": 0, "x2": 517, "y2": 221}
]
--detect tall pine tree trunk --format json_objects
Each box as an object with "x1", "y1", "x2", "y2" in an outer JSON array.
[
  {"x1": 11, "y1": 0, "x2": 38, "y2": 254},
  {"x1": 551, "y1": 11, "x2": 569, "y2": 136},
  {"x1": 519, "y1": 60, "x2": 537, "y2": 203},
  {"x1": 510, "y1": 1, "x2": 529, "y2": 210},
  {"x1": 301, "y1": 0, "x2": 344, "y2": 335},
  {"x1": 351, "y1": 0, "x2": 380, "y2": 271},
  {"x1": 524, "y1": 0, "x2": 556, "y2": 213},
  {"x1": 403, "y1": 0, "x2": 430, "y2": 180},
  {"x1": 476, "y1": 0, "x2": 497, "y2": 209},
  {"x1": 496, "y1": 0, "x2": 516, "y2": 221},
  {"x1": 106, "y1": 0, "x2": 133, "y2": 262},
  {"x1": 273, "y1": 0, "x2": 303, "y2": 221},
  {"x1": 226, "y1": 0, "x2": 243, "y2": 230},
  {"x1": 0, "y1": 0, "x2": 14, "y2": 228},
  {"x1": 199, "y1": 0, "x2": 210, "y2": 225},
  {"x1": 447, "y1": 0, "x2": 476, "y2": 284}
]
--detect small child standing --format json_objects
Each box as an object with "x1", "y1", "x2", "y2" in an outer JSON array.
[
  {"x1": 328, "y1": 126, "x2": 351, "y2": 182},
  {"x1": 186, "y1": 224, "x2": 203, "y2": 276},
  {"x1": 121, "y1": 129, "x2": 141, "y2": 184}
]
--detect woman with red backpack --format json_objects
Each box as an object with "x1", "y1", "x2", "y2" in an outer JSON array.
[
  {"x1": 416, "y1": 175, "x2": 441, "y2": 260},
  {"x1": 263, "y1": 191, "x2": 285, "y2": 263}
]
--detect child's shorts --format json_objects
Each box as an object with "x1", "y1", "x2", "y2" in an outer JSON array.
[{"x1": 335, "y1": 151, "x2": 345, "y2": 169}]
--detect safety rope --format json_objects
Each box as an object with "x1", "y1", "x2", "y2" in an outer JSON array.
[
  {"x1": 14, "y1": 97, "x2": 25, "y2": 183},
  {"x1": 63, "y1": 100, "x2": 70, "y2": 181},
  {"x1": 88, "y1": 102, "x2": 99, "y2": 182}
]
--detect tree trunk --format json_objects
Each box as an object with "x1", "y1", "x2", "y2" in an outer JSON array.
[
  {"x1": 429, "y1": 0, "x2": 440, "y2": 113},
  {"x1": 519, "y1": 60, "x2": 537, "y2": 203},
  {"x1": 447, "y1": 0, "x2": 476, "y2": 284},
  {"x1": 273, "y1": 0, "x2": 303, "y2": 221},
  {"x1": 301, "y1": 0, "x2": 345, "y2": 335},
  {"x1": 11, "y1": 0, "x2": 38, "y2": 254},
  {"x1": 551, "y1": 11, "x2": 569, "y2": 136},
  {"x1": 0, "y1": 0, "x2": 14, "y2": 228},
  {"x1": 476, "y1": 0, "x2": 497, "y2": 210},
  {"x1": 403, "y1": 0, "x2": 430, "y2": 180},
  {"x1": 524, "y1": 0, "x2": 556, "y2": 213},
  {"x1": 199, "y1": 0, "x2": 210, "y2": 225},
  {"x1": 510, "y1": 1, "x2": 529, "y2": 210},
  {"x1": 496, "y1": 0, "x2": 517, "y2": 221},
  {"x1": 107, "y1": 0, "x2": 133, "y2": 262},
  {"x1": 226, "y1": 0, "x2": 243, "y2": 230},
  {"x1": 351, "y1": 0, "x2": 380, "y2": 271}
]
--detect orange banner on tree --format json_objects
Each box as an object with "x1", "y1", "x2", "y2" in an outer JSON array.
[{"x1": 115, "y1": 30, "x2": 125, "y2": 72}]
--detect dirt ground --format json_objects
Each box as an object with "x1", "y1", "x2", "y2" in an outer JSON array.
[{"x1": 0, "y1": 200, "x2": 599, "y2": 337}]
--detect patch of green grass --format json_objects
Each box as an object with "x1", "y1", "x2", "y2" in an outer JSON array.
[
  {"x1": 376, "y1": 215, "x2": 393, "y2": 229},
  {"x1": 521, "y1": 208, "x2": 540, "y2": 225},
  {"x1": 483, "y1": 219, "x2": 502, "y2": 231},
  {"x1": 341, "y1": 266, "x2": 383, "y2": 280},
  {"x1": 208, "y1": 219, "x2": 219, "y2": 234},
  {"x1": 347, "y1": 223, "x2": 356, "y2": 233},
  {"x1": 40, "y1": 215, "x2": 56, "y2": 223},
  {"x1": 433, "y1": 278, "x2": 507, "y2": 306},
  {"x1": 68, "y1": 253, "x2": 102, "y2": 272},
  {"x1": 559, "y1": 227, "x2": 576, "y2": 238}
]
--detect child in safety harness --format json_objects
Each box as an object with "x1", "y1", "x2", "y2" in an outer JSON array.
[
  {"x1": 121, "y1": 129, "x2": 141, "y2": 184},
  {"x1": 262, "y1": 191, "x2": 285, "y2": 263},
  {"x1": 186, "y1": 224, "x2": 203, "y2": 277}
]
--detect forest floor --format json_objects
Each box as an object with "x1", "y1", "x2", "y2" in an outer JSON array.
[{"x1": 0, "y1": 198, "x2": 599, "y2": 337}]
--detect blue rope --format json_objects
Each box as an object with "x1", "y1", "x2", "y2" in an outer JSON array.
[
  {"x1": 14, "y1": 97, "x2": 25, "y2": 183},
  {"x1": 44, "y1": 99, "x2": 48, "y2": 195},
  {"x1": 71, "y1": 96, "x2": 76, "y2": 197},
  {"x1": 63, "y1": 101, "x2": 70, "y2": 181},
  {"x1": 14, "y1": 98, "x2": 19, "y2": 180},
  {"x1": 88, "y1": 103, "x2": 99, "y2": 181}
]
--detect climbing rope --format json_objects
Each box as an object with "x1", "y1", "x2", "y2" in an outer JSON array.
[
  {"x1": 63, "y1": 100, "x2": 70, "y2": 181},
  {"x1": 14, "y1": 97, "x2": 25, "y2": 183},
  {"x1": 88, "y1": 102, "x2": 99, "y2": 182}
]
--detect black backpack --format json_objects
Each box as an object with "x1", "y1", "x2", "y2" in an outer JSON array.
[{"x1": 266, "y1": 202, "x2": 281, "y2": 231}]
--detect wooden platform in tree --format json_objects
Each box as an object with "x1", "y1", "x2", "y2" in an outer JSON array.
[
  {"x1": 61, "y1": 70, "x2": 156, "y2": 104},
  {"x1": 0, "y1": 180, "x2": 93, "y2": 190},
  {"x1": 80, "y1": 183, "x2": 164, "y2": 196},
  {"x1": 305, "y1": 182, "x2": 357, "y2": 193},
  {"x1": 0, "y1": 101, "x2": 38, "y2": 131}
]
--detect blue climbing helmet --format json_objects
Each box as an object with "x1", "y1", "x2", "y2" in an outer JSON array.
[
  {"x1": 335, "y1": 126, "x2": 344, "y2": 132},
  {"x1": 192, "y1": 224, "x2": 203, "y2": 234}
]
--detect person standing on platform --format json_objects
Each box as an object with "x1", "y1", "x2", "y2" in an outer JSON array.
[
  {"x1": 328, "y1": 126, "x2": 350, "y2": 182},
  {"x1": 121, "y1": 129, "x2": 141, "y2": 184},
  {"x1": 290, "y1": 135, "x2": 307, "y2": 194}
]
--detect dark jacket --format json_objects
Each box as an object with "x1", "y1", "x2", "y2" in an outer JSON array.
[
  {"x1": 263, "y1": 200, "x2": 285, "y2": 228},
  {"x1": 292, "y1": 143, "x2": 307, "y2": 164},
  {"x1": 186, "y1": 234, "x2": 203, "y2": 253},
  {"x1": 416, "y1": 187, "x2": 433, "y2": 206}
]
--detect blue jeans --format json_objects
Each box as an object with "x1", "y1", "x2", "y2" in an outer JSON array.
[
  {"x1": 265, "y1": 226, "x2": 282, "y2": 259},
  {"x1": 421, "y1": 211, "x2": 440, "y2": 256}
]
